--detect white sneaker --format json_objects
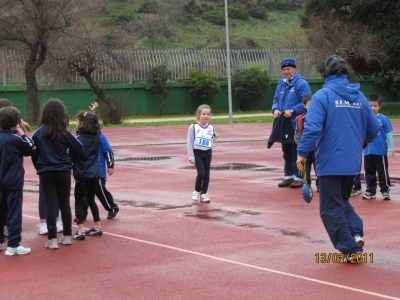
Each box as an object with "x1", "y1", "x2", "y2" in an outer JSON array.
[
  {"x1": 200, "y1": 193, "x2": 211, "y2": 203},
  {"x1": 56, "y1": 220, "x2": 63, "y2": 233},
  {"x1": 192, "y1": 191, "x2": 200, "y2": 201},
  {"x1": 38, "y1": 223, "x2": 48, "y2": 235},
  {"x1": 45, "y1": 238, "x2": 59, "y2": 250},
  {"x1": 0, "y1": 243, "x2": 4, "y2": 251},
  {"x1": 5, "y1": 245, "x2": 31, "y2": 256},
  {"x1": 59, "y1": 235, "x2": 72, "y2": 245}
]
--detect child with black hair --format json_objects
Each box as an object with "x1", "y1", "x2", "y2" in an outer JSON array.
[
  {"x1": 72, "y1": 111, "x2": 102, "y2": 240},
  {"x1": 88, "y1": 102, "x2": 119, "y2": 219},
  {"x1": 0, "y1": 106, "x2": 36, "y2": 255},
  {"x1": 32, "y1": 99, "x2": 83, "y2": 249},
  {"x1": 362, "y1": 95, "x2": 395, "y2": 200}
]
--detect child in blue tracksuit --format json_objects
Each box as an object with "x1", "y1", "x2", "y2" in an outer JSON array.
[
  {"x1": 0, "y1": 106, "x2": 36, "y2": 255},
  {"x1": 97, "y1": 132, "x2": 119, "y2": 219},
  {"x1": 32, "y1": 99, "x2": 83, "y2": 249},
  {"x1": 362, "y1": 95, "x2": 395, "y2": 200},
  {"x1": 72, "y1": 111, "x2": 102, "y2": 240},
  {"x1": 87, "y1": 102, "x2": 119, "y2": 219}
]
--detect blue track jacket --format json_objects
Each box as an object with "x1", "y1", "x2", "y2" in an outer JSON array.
[
  {"x1": 0, "y1": 130, "x2": 36, "y2": 190},
  {"x1": 32, "y1": 126, "x2": 83, "y2": 174},
  {"x1": 99, "y1": 132, "x2": 114, "y2": 179},
  {"x1": 297, "y1": 74, "x2": 379, "y2": 176},
  {"x1": 72, "y1": 132, "x2": 100, "y2": 181},
  {"x1": 271, "y1": 72, "x2": 311, "y2": 129}
]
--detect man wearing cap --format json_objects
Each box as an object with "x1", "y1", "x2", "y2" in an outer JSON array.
[
  {"x1": 271, "y1": 58, "x2": 311, "y2": 188},
  {"x1": 296, "y1": 55, "x2": 379, "y2": 260}
]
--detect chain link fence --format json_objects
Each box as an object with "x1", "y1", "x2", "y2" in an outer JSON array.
[{"x1": 0, "y1": 48, "x2": 321, "y2": 86}]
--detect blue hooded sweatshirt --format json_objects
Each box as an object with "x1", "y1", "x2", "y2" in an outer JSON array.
[{"x1": 297, "y1": 74, "x2": 379, "y2": 176}]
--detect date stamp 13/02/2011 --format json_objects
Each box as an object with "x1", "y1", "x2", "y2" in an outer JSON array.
[{"x1": 315, "y1": 253, "x2": 373, "y2": 263}]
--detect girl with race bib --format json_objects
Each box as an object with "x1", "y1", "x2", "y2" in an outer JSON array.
[{"x1": 187, "y1": 104, "x2": 218, "y2": 203}]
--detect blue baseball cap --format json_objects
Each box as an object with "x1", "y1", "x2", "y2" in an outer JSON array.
[{"x1": 281, "y1": 58, "x2": 296, "y2": 69}]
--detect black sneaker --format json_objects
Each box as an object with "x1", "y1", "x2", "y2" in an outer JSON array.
[
  {"x1": 73, "y1": 231, "x2": 85, "y2": 240},
  {"x1": 107, "y1": 208, "x2": 119, "y2": 219},
  {"x1": 362, "y1": 192, "x2": 376, "y2": 199},
  {"x1": 85, "y1": 227, "x2": 103, "y2": 236},
  {"x1": 350, "y1": 188, "x2": 362, "y2": 196}
]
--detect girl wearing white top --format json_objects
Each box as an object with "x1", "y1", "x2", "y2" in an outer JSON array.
[{"x1": 187, "y1": 105, "x2": 218, "y2": 202}]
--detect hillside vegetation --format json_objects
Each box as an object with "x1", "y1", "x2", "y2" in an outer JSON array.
[{"x1": 105, "y1": 0, "x2": 307, "y2": 50}]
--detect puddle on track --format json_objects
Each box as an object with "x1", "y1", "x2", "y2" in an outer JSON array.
[
  {"x1": 116, "y1": 156, "x2": 173, "y2": 162},
  {"x1": 181, "y1": 163, "x2": 282, "y2": 172},
  {"x1": 116, "y1": 199, "x2": 326, "y2": 244}
]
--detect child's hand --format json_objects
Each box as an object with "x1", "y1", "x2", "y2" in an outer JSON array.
[
  {"x1": 108, "y1": 168, "x2": 114, "y2": 176},
  {"x1": 14, "y1": 128, "x2": 25, "y2": 136},
  {"x1": 389, "y1": 150, "x2": 395, "y2": 158},
  {"x1": 89, "y1": 102, "x2": 99, "y2": 113},
  {"x1": 189, "y1": 159, "x2": 195, "y2": 165},
  {"x1": 19, "y1": 120, "x2": 31, "y2": 132}
]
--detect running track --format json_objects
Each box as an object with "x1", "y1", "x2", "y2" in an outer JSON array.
[{"x1": 1, "y1": 121, "x2": 399, "y2": 300}]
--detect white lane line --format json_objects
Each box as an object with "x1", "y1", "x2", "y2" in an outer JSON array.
[{"x1": 22, "y1": 214, "x2": 399, "y2": 300}]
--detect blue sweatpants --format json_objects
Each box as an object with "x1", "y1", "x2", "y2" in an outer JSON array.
[{"x1": 319, "y1": 176, "x2": 363, "y2": 254}]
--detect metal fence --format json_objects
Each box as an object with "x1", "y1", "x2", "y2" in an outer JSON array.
[{"x1": 0, "y1": 48, "x2": 321, "y2": 86}]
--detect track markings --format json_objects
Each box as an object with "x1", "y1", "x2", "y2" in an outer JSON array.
[{"x1": 22, "y1": 214, "x2": 399, "y2": 300}]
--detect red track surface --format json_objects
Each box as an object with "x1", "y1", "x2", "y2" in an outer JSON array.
[{"x1": 1, "y1": 121, "x2": 400, "y2": 300}]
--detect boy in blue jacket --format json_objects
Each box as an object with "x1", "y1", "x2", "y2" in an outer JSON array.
[
  {"x1": 362, "y1": 95, "x2": 395, "y2": 200},
  {"x1": 0, "y1": 106, "x2": 36, "y2": 255},
  {"x1": 297, "y1": 55, "x2": 379, "y2": 262}
]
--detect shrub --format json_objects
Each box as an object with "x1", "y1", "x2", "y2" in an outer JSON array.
[
  {"x1": 138, "y1": 0, "x2": 159, "y2": 14},
  {"x1": 146, "y1": 65, "x2": 173, "y2": 116},
  {"x1": 232, "y1": 68, "x2": 271, "y2": 111},
  {"x1": 98, "y1": 96, "x2": 128, "y2": 125},
  {"x1": 204, "y1": 9, "x2": 225, "y2": 26},
  {"x1": 187, "y1": 70, "x2": 221, "y2": 104},
  {"x1": 249, "y1": 6, "x2": 268, "y2": 20},
  {"x1": 229, "y1": 4, "x2": 249, "y2": 20}
]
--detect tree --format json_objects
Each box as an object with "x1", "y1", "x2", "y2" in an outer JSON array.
[
  {"x1": 301, "y1": 0, "x2": 400, "y2": 94},
  {"x1": 0, "y1": 0, "x2": 81, "y2": 123},
  {"x1": 146, "y1": 65, "x2": 172, "y2": 116},
  {"x1": 232, "y1": 68, "x2": 270, "y2": 111},
  {"x1": 49, "y1": 2, "x2": 135, "y2": 124},
  {"x1": 187, "y1": 70, "x2": 221, "y2": 105}
]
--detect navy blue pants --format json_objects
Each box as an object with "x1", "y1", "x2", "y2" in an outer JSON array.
[
  {"x1": 364, "y1": 154, "x2": 391, "y2": 194},
  {"x1": 96, "y1": 178, "x2": 118, "y2": 212},
  {"x1": 0, "y1": 189, "x2": 23, "y2": 248},
  {"x1": 319, "y1": 176, "x2": 363, "y2": 254},
  {"x1": 305, "y1": 150, "x2": 318, "y2": 188},
  {"x1": 282, "y1": 143, "x2": 301, "y2": 179},
  {"x1": 194, "y1": 149, "x2": 212, "y2": 194}
]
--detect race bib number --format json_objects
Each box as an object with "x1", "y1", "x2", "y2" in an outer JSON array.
[{"x1": 195, "y1": 136, "x2": 212, "y2": 149}]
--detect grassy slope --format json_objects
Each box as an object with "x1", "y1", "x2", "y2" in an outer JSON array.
[
  {"x1": 108, "y1": 1, "x2": 307, "y2": 50},
  {"x1": 174, "y1": 10, "x2": 307, "y2": 49}
]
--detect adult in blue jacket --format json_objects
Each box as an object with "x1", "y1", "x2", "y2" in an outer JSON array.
[
  {"x1": 297, "y1": 55, "x2": 379, "y2": 259},
  {"x1": 272, "y1": 58, "x2": 311, "y2": 188}
]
